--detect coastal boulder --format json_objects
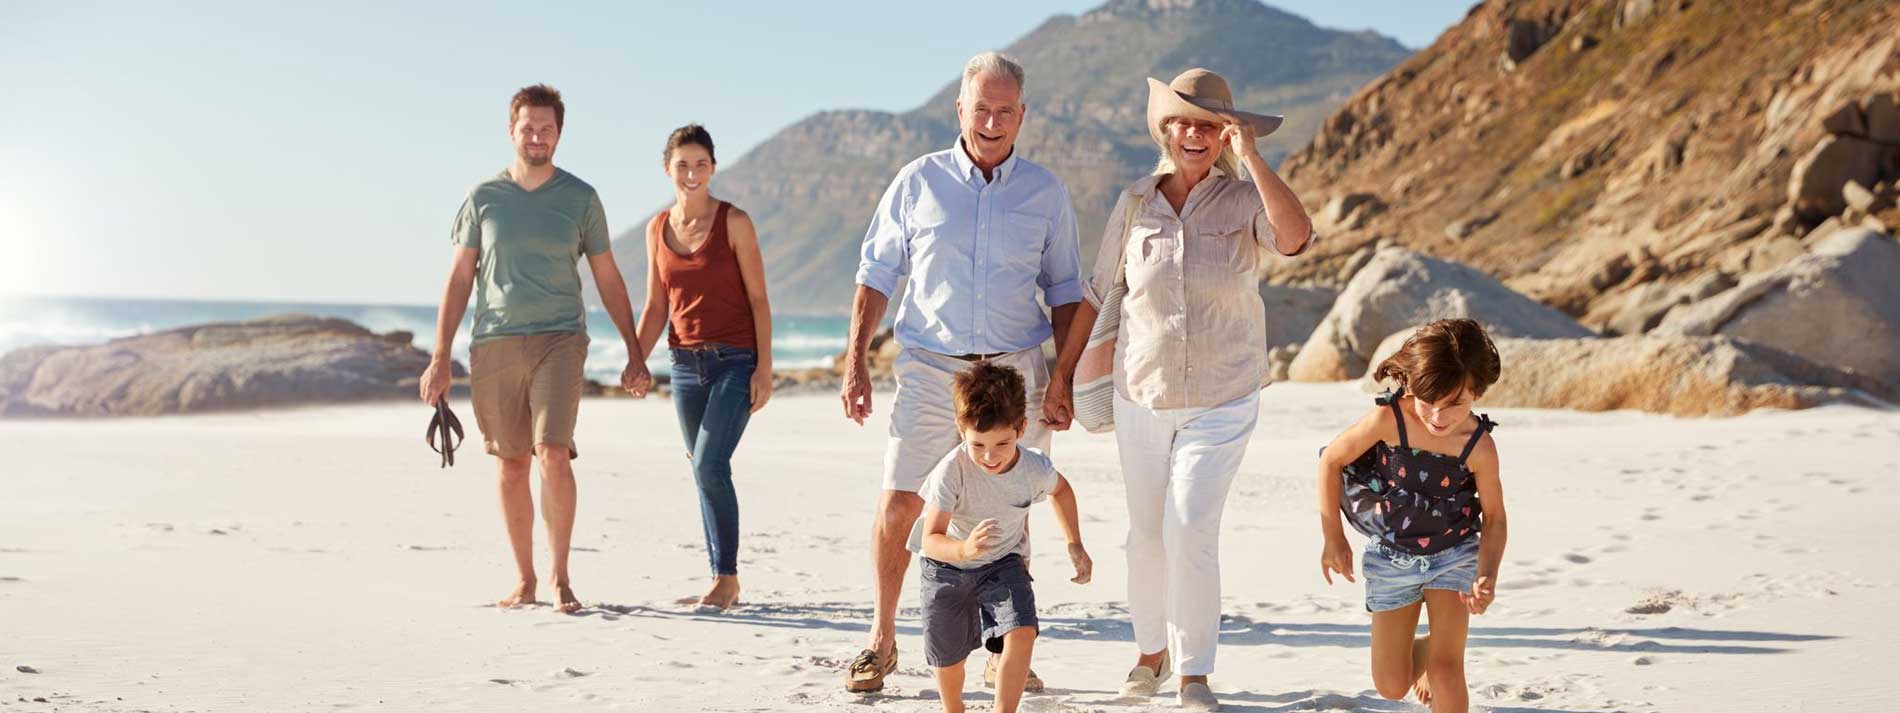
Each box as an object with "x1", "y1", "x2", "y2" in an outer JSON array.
[
  {"x1": 0, "y1": 315, "x2": 461, "y2": 417},
  {"x1": 1656, "y1": 228, "x2": 1900, "y2": 387},
  {"x1": 1287, "y1": 248, "x2": 1593, "y2": 381},
  {"x1": 1358, "y1": 334, "x2": 1897, "y2": 417}
]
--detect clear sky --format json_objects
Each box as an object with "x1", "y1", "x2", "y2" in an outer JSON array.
[{"x1": 0, "y1": 1, "x2": 1466, "y2": 305}]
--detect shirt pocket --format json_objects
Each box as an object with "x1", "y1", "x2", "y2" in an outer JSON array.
[
  {"x1": 1127, "y1": 218, "x2": 1175, "y2": 267},
  {"x1": 1187, "y1": 215, "x2": 1255, "y2": 273},
  {"x1": 908, "y1": 194, "x2": 952, "y2": 254},
  {"x1": 1001, "y1": 210, "x2": 1049, "y2": 273}
]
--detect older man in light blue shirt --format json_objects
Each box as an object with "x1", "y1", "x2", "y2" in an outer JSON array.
[{"x1": 838, "y1": 52, "x2": 1083, "y2": 694}]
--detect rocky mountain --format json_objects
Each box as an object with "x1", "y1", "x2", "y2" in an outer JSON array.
[
  {"x1": 598, "y1": 0, "x2": 1411, "y2": 313},
  {"x1": 1273, "y1": 0, "x2": 1900, "y2": 337}
]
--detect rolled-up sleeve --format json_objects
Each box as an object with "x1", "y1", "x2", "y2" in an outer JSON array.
[
  {"x1": 1083, "y1": 191, "x2": 1133, "y2": 309},
  {"x1": 1037, "y1": 184, "x2": 1085, "y2": 307},
  {"x1": 1249, "y1": 190, "x2": 1311, "y2": 257},
  {"x1": 855, "y1": 172, "x2": 911, "y2": 298}
]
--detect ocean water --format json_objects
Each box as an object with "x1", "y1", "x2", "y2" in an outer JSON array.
[{"x1": 0, "y1": 296, "x2": 848, "y2": 382}]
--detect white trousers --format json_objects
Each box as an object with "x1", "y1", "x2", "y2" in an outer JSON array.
[{"x1": 1114, "y1": 389, "x2": 1259, "y2": 677}]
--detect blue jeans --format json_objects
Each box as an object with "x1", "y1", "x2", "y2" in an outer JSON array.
[{"x1": 670, "y1": 345, "x2": 757, "y2": 576}]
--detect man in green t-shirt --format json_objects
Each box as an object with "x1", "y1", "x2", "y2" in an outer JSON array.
[{"x1": 419, "y1": 84, "x2": 647, "y2": 614}]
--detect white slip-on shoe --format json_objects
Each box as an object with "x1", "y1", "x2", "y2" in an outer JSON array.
[
  {"x1": 1118, "y1": 649, "x2": 1171, "y2": 698},
  {"x1": 1178, "y1": 681, "x2": 1220, "y2": 711}
]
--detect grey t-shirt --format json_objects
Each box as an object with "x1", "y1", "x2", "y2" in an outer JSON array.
[
  {"x1": 916, "y1": 445, "x2": 1061, "y2": 568},
  {"x1": 451, "y1": 168, "x2": 612, "y2": 343}
]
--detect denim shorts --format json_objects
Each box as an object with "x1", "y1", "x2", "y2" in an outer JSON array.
[{"x1": 1362, "y1": 538, "x2": 1480, "y2": 612}]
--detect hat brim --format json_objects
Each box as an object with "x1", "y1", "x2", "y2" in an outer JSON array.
[{"x1": 1146, "y1": 77, "x2": 1283, "y2": 149}]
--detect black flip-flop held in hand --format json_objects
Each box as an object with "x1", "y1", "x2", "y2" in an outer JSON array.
[{"x1": 426, "y1": 399, "x2": 464, "y2": 468}]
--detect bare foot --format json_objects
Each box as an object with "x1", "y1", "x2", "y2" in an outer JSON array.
[
  {"x1": 697, "y1": 575, "x2": 741, "y2": 610},
  {"x1": 1411, "y1": 635, "x2": 1433, "y2": 705},
  {"x1": 554, "y1": 582, "x2": 583, "y2": 614},
  {"x1": 498, "y1": 579, "x2": 536, "y2": 608}
]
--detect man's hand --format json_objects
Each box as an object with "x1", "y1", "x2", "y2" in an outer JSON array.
[
  {"x1": 622, "y1": 360, "x2": 651, "y2": 399},
  {"x1": 419, "y1": 357, "x2": 453, "y2": 405},
  {"x1": 1040, "y1": 375, "x2": 1074, "y2": 431},
  {"x1": 840, "y1": 355, "x2": 873, "y2": 424},
  {"x1": 1067, "y1": 542, "x2": 1093, "y2": 584}
]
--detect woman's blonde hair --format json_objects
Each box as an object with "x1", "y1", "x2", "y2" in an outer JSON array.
[{"x1": 1152, "y1": 117, "x2": 1242, "y2": 179}]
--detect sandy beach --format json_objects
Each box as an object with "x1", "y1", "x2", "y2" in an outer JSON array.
[{"x1": 2, "y1": 385, "x2": 1895, "y2": 712}]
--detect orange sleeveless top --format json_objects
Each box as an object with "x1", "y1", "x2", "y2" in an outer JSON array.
[{"x1": 652, "y1": 202, "x2": 757, "y2": 350}]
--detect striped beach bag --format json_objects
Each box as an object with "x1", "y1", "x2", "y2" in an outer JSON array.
[{"x1": 1073, "y1": 192, "x2": 1141, "y2": 434}]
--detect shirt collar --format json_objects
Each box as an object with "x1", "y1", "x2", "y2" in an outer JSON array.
[
  {"x1": 953, "y1": 138, "x2": 1019, "y2": 186},
  {"x1": 1129, "y1": 165, "x2": 1230, "y2": 198}
]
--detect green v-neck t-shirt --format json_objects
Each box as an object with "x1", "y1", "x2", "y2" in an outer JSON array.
[{"x1": 450, "y1": 168, "x2": 612, "y2": 343}]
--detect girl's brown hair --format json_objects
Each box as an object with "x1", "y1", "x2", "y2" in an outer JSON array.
[
  {"x1": 663, "y1": 123, "x2": 716, "y2": 164},
  {"x1": 952, "y1": 363, "x2": 1026, "y2": 433},
  {"x1": 1373, "y1": 318, "x2": 1502, "y2": 403}
]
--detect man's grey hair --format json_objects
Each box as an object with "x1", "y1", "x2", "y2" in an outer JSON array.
[{"x1": 959, "y1": 51, "x2": 1026, "y2": 101}]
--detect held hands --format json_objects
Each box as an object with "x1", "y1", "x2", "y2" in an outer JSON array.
[
  {"x1": 959, "y1": 519, "x2": 1003, "y2": 561},
  {"x1": 1463, "y1": 574, "x2": 1496, "y2": 615},
  {"x1": 1320, "y1": 535, "x2": 1356, "y2": 585},
  {"x1": 622, "y1": 360, "x2": 652, "y2": 399},
  {"x1": 1067, "y1": 542, "x2": 1093, "y2": 584},
  {"x1": 1219, "y1": 121, "x2": 1260, "y2": 160},
  {"x1": 1040, "y1": 375, "x2": 1074, "y2": 431},
  {"x1": 840, "y1": 356, "x2": 872, "y2": 425},
  {"x1": 418, "y1": 358, "x2": 453, "y2": 405}
]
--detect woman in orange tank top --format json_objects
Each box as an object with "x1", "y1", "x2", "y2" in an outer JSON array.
[{"x1": 631, "y1": 124, "x2": 774, "y2": 612}]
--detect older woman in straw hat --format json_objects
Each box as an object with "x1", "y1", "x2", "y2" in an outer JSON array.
[{"x1": 1044, "y1": 68, "x2": 1311, "y2": 710}]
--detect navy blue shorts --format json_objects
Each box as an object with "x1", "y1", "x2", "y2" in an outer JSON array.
[{"x1": 919, "y1": 554, "x2": 1038, "y2": 667}]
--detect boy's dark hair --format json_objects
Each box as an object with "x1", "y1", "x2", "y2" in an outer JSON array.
[
  {"x1": 509, "y1": 84, "x2": 565, "y2": 129},
  {"x1": 952, "y1": 363, "x2": 1027, "y2": 433},
  {"x1": 1373, "y1": 318, "x2": 1502, "y2": 402},
  {"x1": 664, "y1": 123, "x2": 717, "y2": 164}
]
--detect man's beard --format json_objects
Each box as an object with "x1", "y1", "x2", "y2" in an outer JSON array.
[{"x1": 519, "y1": 147, "x2": 552, "y2": 167}]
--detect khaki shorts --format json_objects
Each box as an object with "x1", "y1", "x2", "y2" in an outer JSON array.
[
  {"x1": 882, "y1": 346, "x2": 1051, "y2": 492},
  {"x1": 468, "y1": 332, "x2": 589, "y2": 460}
]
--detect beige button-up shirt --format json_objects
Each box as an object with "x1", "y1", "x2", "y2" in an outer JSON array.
[{"x1": 1084, "y1": 170, "x2": 1306, "y2": 410}]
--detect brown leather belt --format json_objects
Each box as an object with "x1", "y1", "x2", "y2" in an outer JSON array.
[{"x1": 949, "y1": 351, "x2": 1008, "y2": 363}]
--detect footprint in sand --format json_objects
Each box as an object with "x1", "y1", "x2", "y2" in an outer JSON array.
[
  {"x1": 1562, "y1": 553, "x2": 1592, "y2": 564},
  {"x1": 0, "y1": 576, "x2": 24, "y2": 583}
]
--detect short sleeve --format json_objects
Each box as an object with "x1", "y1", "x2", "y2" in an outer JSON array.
[
  {"x1": 1083, "y1": 191, "x2": 1135, "y2": 309},
  {"x1": 1028, "y1": 450, "x2": 1060, "y2": 503},
  {"x1": 580, "y1": 191, "x2": 612, "y2": 256},
  {"x1": 920, "y1": 449, "x2": 962, "y2": 514},
  {"x1": 450, "y1": 195, "x2": 482, "y2": 250}
]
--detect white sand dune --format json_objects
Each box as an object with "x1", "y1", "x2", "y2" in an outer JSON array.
[{"x1": 1, "y1": 384, "x2": 1895, "y2": 711}]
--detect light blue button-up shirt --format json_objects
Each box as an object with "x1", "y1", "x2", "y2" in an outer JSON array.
[{"x1": 855, "y1": 142, "x2": 1085, "y2": 356}]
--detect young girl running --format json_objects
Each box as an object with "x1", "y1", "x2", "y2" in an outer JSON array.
[{"x1": 1316, "y1": 318, "x2": 1509, "y2": 712}]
